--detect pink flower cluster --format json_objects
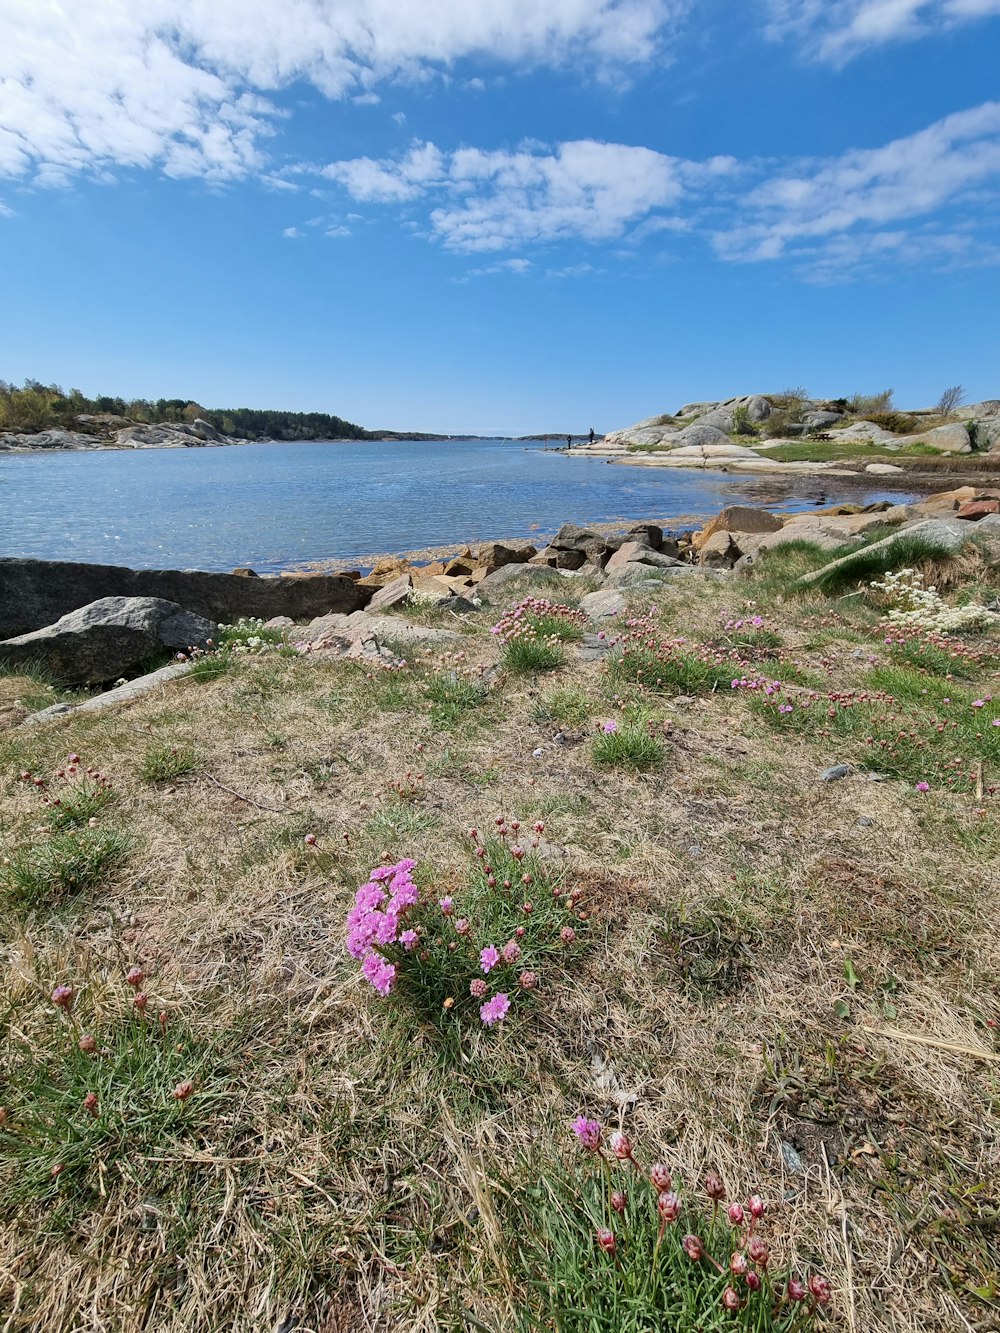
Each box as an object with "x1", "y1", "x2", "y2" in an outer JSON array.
[
  {"x1": 571, "y1": 1114, "x2": 832, "y2": 1322},
  {"x1": 346, "y1": 858, "x2": 422, "y2": 993},
  {"x1": 490, "y1": 596, "x2": 587, "y2": 645}
]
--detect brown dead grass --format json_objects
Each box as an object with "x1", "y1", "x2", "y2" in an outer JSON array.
[{"x1": 1, "y1": 576, "x2": 998, "y2": 1332}]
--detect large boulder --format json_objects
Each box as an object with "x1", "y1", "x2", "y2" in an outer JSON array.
[
  {"x1": 971, "y1": 416, "x2": 1000, "y2": 451},
  {"x1": 672, "y1": 423, "x2": 732, "y2": 449},
  {"x1": 0, "y1": 558, "x2": 369, "y2": 641},
  {"x1": 0, "y1": 597, "x2": 217, "y2": 686},
  {"x1": 835, "y1": 421, "x2": 897, "y2": 444},
  {"x1": 692, "y1": 506, "x2": 784, "y2": 552},
  {"x1": 803, "y1": 410, "x2": 843, "y2": 430},
  {"x1": 605, "y1": 541, "x2": 686, "y2": 573},
  {"x1": 476, "y1": 564, "x2": 569, "y2": 598},
  {"x1": 891, "y1": 424, "x2": 972, "y2": 454}
]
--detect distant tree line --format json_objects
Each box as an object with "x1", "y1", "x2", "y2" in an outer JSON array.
[{"x1": 0, "y1": 379, "x2": 372, "y2": 441}]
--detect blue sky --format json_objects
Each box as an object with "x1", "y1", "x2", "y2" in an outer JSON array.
[{"x1": 2, "y1": 0, "x2": 999, "y2": 435}]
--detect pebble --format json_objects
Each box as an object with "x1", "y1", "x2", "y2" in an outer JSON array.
[
  {"x1": 856, "y1": 816, "x2": 874, "y2": 827},
  {"x1": 819, "y1": 764, "x2": 851, "y2": 782},
  {"x1": 780, "y1": 1140, "x2": 805, "y2": 1174}
]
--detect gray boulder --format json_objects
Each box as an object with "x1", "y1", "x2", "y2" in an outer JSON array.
[
  {"x1": 672, "y1": 423, "x2": 732, "y2": 449},
  {"x1": 0, "y1": 597, "x2": 217, "y2": 686},
  {"x1": 972, "y1": 416, "x2": 1000, "y2": 451},
  {"x1": 191, "y1": 418, "x2": 224, "y2": 442},
  {"x1": 368, "y1": 573, "x2": 412, "y2": 612},
  {"x1": 0, "y1": 558, "x2": 369, "y2": 640},
  {"x1": 891, "y1": 424, "x2": 971, "y2": 454},
  {"x1": 579, "y1": 589, "x2": 626, "y2": 619},
  {"x1": 803, "y1": 411, "x2": 843, "y2": 430},
  {"x1": 476, "y1": 563, "x2": 568, "y2": 598}
]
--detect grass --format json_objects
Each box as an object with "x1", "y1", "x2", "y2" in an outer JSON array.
[
  {"x1": 0, "y1": 549, "x2": 998, "y2": 1332},
  {"x1": 502, "y1": 637, "x2": 566, "y2": 674},
  {"x1": 0, "y1": 827, "x2": 133, "y2": 906},
  {"x1": 592, "y1": 720, "x2": 665, "y2": 770},
  {"x1": 137, "y1": 741, "x2": 200, "y2": 782},
  {"x1": 753, "y1": 440, "x2": 942, "y2": 464},
  {"x1": 802, "y1": 533, "x2": 972, "y2": 595}
]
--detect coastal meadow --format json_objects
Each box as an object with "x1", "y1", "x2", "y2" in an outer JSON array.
[{"x1": 0, "y1": 544, "x2": 998, "y2": 1332}]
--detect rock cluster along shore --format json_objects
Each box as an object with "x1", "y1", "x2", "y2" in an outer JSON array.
[
  {"x1": 3, "y1": 483, "x2": 1000, "y2": 692},
  {"x1": 0, "y1": 416, "x2": 246, "y2": 452},
  {"x1": 575, "y1": 394, "x2": 1000, "y2": 474}
]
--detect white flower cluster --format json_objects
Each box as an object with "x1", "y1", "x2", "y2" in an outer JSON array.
[
  {"x1": 870, "y1": 568, "x2": 990, "y2": 633},
  {"x1": 220, "y1": 617, "x2": 286, "y2": 654}
]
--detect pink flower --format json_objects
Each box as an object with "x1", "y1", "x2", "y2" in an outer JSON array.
[
  {"x1": 362, "y1": 954, "x2": 397, "y2": 996},
  {"x1": 657, "y1": 1191, "x2": 681, "y2": 1223},
  {"x1": 518, "y1": 970, "x2": 538, "y2": 990},
  {"x1": 915, "y1": 781, "x2": 930, "y2": 792},
  {"x1": 502, "y1": 939, "x2": 521, "y2": 964},
  {"x1": 439, "y1": 896, "x2": 454, "y2": 915},
  {"x1": 786, "y1": 1278, "x2": 807, "y2": 1302},
  {"x1": 808, "y1": 1274, "x2": 832, "y2": 1306},
  {"x1": 722, "y1": 1287, "x2": 743, "y2": 1312},
  {"x1": 595, "y1": 1228, "x2": 616, "y2": 1256},
  {"x1": 454, "y1": 918, "x2": 470, "y2": 936},
  {"x1": 727, "y1": 1202, "x2": 745, "y2": 1226},
  {"x1": 705, "y1": 1172, "x2": 725, "y2": 1202},
  {"x1": 748, "y1": 1236, "x2": 769, "y2": 1267},
  {"x1": 611, "y1": 1190, "x2": 627, "y2": 1215},
  {"x1": 126, "y1": 966, "x2": 145, "y2": 989},
  {"x1": 469, "y1": 978, "x2": 488, "y2": 998},
  {"x1": 609, "y1": 1131, "x2": 633, "y2": 1161},
  {"x1": 172, "y1": 1079, "x2": 194, "y2": 1101},
  {"x1": 400, "y1": 929, "x2": 418, "y2": 951},
  {"x1": 748, "y1": 1194, "x2": 766, "y2": 1219},
  {"x1": 730, "y1": 1252, "x2": 749, "y2": 1276},
  {"x1": 650, "y1": 1162, "x2": 672, "y2": 1192},
  {"x1": 972, "y1": 700, "x2": 986, "y2": 708},
  {"x1": 479, "y1": 992, "x2": 510, "y2": 1026},
  {"x1": 572, "y1": 1116, "x2": 602, "y2": 1151},
  {"x1": 683, "y1": 1234, "x2": 703, "y2": 1261},
  {"x1": 479, "y1": 946, "x2": 500, "y2": 973},
  {"x1": 560, "y1": 926, "x2": 576, "y2": 945},
  {"x1": 51, "y1": 984, "x2": 74, "y2": 1012},
  {"x1": 78, "y1": 1034, "x2": 97, "y2": 1054},
  {"x1": 304, "y1": 833, "x2": 317, "y2": 846},
  {"x1": 602, "y1": 720, "x2": 618, "y2": 734}
]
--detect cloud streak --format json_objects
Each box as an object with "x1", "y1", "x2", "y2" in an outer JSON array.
[
  {"x1": 0, "y1": 0, "x2": 685, "y2": 182},
  {"x1": 765, "y1": 0, "x2": 1000, "y2": 62}
]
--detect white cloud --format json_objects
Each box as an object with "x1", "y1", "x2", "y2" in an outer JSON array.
[
  {"x1": 0, "y1": 0, "x2": 686, "y2": 183},
  {"x1": 282, "y1": 226, "x2": 304, "y2": 238},
  {"x1": 765, "y1": 0, "x2": 1000, "y2": 62},
  {"x1": 322, "y1": 138, "x2": 687, "y2": 250},
  {"x1": 714, "y1": 101, "x2": 1000, "y2": 261},
  {"x1": 325, "y1": 224, "x2": 351, "y2": 238},
  {"x1": 466, "y1": 257, "x2": 534, "y2": 276},
  {"x1": 547, "y1": 262, "x2": 596, "y2": 276}
]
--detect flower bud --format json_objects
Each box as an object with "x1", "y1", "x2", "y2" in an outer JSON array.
[
  {"x1": 748, "y1": 1194, "x2": 766, "y2": 1219},
  {"x1": 657, "y1": 1191, "x2": 680, "y2": 1223},
  {"x1": 722, "y1": 1287, "x2": 742, "y2": 1312},
  {"x1": 727, "y1": 1202, "x2": 745, "y2": 1226},
  {"x1": 808, "y1": 1274, "x2": 832, "y2": 1306},
  {"x1": 560, "y1": 926, "x2": 575, "y2": 944},
  {"x1": 746, "y1": 1270, "x2": 762, "y2": 1293},
  {"x1": 682, "y1": 1234, "x2": 703, "y2": 1261},
  {"x1": 730, "y1": 1252, "x2": 749, "y2": 1277},
  {"x1": 78, "y1": 1033, "x2": 97, "y2": 1054},
  {"x1": 650, "y1": 1162, "x2": 672, "y2": 1192},
  {"x1": 609, "y1": 1131, "x2": 632, "y2": 1161},
  {"x1": 172, "y1": 1079, "x2": 194, "y2": 1102},
  {"x1": 596, "y1": 1228, "x2": 616, "y2": 1256},
  {"x1": 748, "y1": 1236, "x2": 769, "y2": 1267},
  {"x1": 83, "y1": 1091, "x2": 99, "y2": 1117},
  {"x1": 611, "y1": 1191, "x2": 627, "y2": 1215},
  {"x1": 133, "y1": 991, "x2": 148, "y2": 1013},
  {"x1": 304, "y1": 833, "x2": 317, "y2": 847},
  {"x1": 126, "y1": 966, "x2": 144, "y2": 989},
  {"x1": 787, "y1": 1278, "x2": 807, "y2": 1302},
  {"x1": 51, "y1": 984, "x2": 74, "y2": 1012},
  {"x1": 518, "y1": 970, "x2": 538, "y2": 990},
  {"x1": 705, "y1": 1171, "x2": 725, "y2": 1202}
]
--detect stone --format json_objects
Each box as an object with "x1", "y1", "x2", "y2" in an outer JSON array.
[
  {"x1": 667, "y1": 444, "x2": 761, "y2": 459},
  {"x1": 474, "y1": 542, "x2": 536, "y2": 576},
  {"x1": 368, "y1": 573, "x2": 412, "y2": 612},
  {"x1": 579, "y1": 589, "x2": 626, "y2": 619},
  {"x1": 575, "y1": 633, "x2": 614, "y2": 663},
  {"x1": 191, "y1": 417, "x2": 223, "y2": 442},
  {"x1": 605, "y1": 541, "x2": 685, "y2": 573},
  {"x1": 891, "y1": 424, "x2": 972, "y2": 454},
  {"x1": 865, "y1": 463, "x2": 905, "y2": 475},
  {"x1": 973, "y1": 416, "x2": 1000, "y2": 451},
  {"x1": 698, "y1": 531, "x2": 740, "y2": 568},
  {"x1": 0, "y1": 558, "x2": 369, "y2": 641},
  {"x1": 957, "y1": 499, "x2": 1000, "y2": 520},
  {"x1": 0, "y1": 596, "x2": 217, "y2": 686},
  {"x1": 295, "y1": 610, "x2": 459, "y2": 652},
  {"x1": 677, "y1": 400, "x2": 720, "y2": 418},
  {"x1": 626, "y1": 524, "x2": 663, "y2": 549},
  {"x1": 692, "y1": 506, "x2": 784, "y2": 551},
  {"x1": 264, "y1": 616, "x2": 294, "y2": 629},
  {"x1": 794, "y1": 519, "x2": 974, "y2": 589},
  {"x1": 672, "y1": 423, "x2": 732, "y2": 449},
  {"x1": 803, "y1": 411, "x2": 843, "y2": 430},
  {"x1": 835, "y1": 421, "x2": 897, "y2": 444},
  {"x1": 475, "y1": 563, "x2": 567, "y2": 598},
  {"x1": 605, "y1": 564, "x2": 721, "y2": 588},
  {"x1": 820, "y1": 764, "x2": 852, "y2": 782},
  {"x1": 22, "y1": 661, "x2": 195, "y2": 726},
  {"x1": 232, "y1": 567, "x2": 259, "y2": 577}
]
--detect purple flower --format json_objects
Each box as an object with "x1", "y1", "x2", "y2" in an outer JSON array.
[
  {"x1": 454, "y1": 917, "x2": 471, "y2": 935},
  {"x1": 400, "y1": 929, "x2": 418, "y2": 951},
  {"x1": 479, "y1": 992, "x2": 510, "y2": 1026},
  {"x1": 916, "y1": 781, "x2": 930, "y2": 792},
  {"x1": 361, "y1": 954, "x2": 397, "y2": 996},
  {"x1": 374, "y1": 911, "x2": 400, "y2": 946},
  {"x1": 572, "y1": 1116, "x2": 602, "y2": 1151},
  {"x1": 439, "y1": 895, "x2": 454, "y2": 915},
  {"x1": 602, "y1": 720, "x2": 618, "y2": 734},
  {"x1": 390, "y1": 881, "x2": 420, "y2": 912},
  {"x1": 480, "y1": 946, "x2": 500, "y2": 973}
]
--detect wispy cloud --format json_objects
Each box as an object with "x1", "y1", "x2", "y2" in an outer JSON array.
[
  {"x1": 0, "y1": 0, "x2": 687, "y2": 183},
  {"x1": 282, "y1": 226, "x2": 305, "y2": 239},
  {"x1": 765, "y1": 0, "x2": 1000, "y2": 63}
]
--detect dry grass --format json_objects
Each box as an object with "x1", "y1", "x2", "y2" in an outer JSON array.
[{"x1": 1, "y1": 570, "x2": 998, "y2": 1332}]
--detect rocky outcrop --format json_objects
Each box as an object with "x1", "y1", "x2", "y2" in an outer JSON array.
[
  {"x1": 0, "y1": 558, "x2": 369, "y2": 641},
  {"x1": 0, "y1": 597, "x2": 216, "y2": 685},
  {"x1": 890, "y1": 424, "x2": 972, "y2": 454},
  {"x1": 0, "y1": 420, "x2": 246, "y2": 452}
]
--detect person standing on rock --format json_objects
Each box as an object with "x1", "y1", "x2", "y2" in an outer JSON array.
[
  {"x1": 589, "y1": 426, "x2": 595, "y2": 444},
  {"x1": 566, "y1": 435, "x2": 572, "y2": 449}
]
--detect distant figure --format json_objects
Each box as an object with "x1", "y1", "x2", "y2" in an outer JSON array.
[
  {"x1": 567, "y1": 435, "x2": 572, "y2": 448},
  {"x1": 589, "y1": 426, "x2": 595, "y2": 444}
]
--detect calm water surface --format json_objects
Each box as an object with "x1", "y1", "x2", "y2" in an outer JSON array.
[{"x1": 0, "y1": 439, "x2": 921, "y2": 573}]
